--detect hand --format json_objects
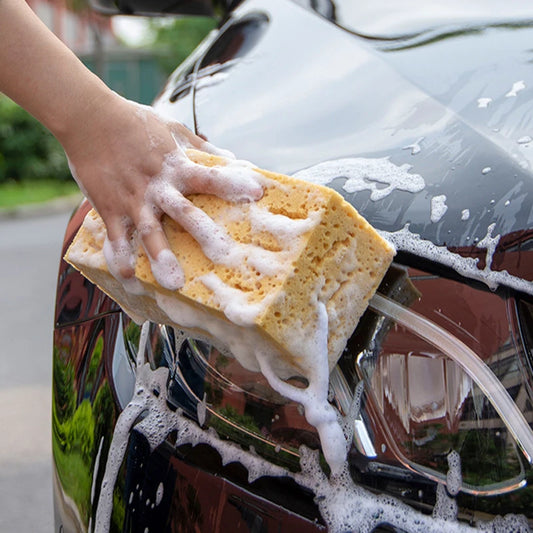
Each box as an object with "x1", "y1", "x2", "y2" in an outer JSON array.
[{"x1": 63, "y1": 92, "x2": 263, "y2": 291}]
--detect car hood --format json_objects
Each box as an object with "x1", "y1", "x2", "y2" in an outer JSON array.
[{"x1": 155, "y1": 0, "x2": 533, "y2": 292}]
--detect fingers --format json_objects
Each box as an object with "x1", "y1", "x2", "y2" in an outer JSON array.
[
  {"x1": 103, "y1": 217, "x2": 145, "y2": 294},
  {"x1": 136, "y1": 206, "x2": 185, "y2": 291},
  {"x1": 165, "y1": 118, "x2": 236, "y2": 159},
  {"x1": 160, "y1": 115, "x2": 262, "y2": 201},
  {"x1": 177, "y1": 159, "x2": 263, "y2": 203},
  {"x1": 157, "y1": 188, "x2": 235, "y2": 264},
  {"x1": 167, "y1": 121, "x2": 205, "y2": 150},
  {"x1": 104, "y1": 210, "x2": 185, "y2": 292}
]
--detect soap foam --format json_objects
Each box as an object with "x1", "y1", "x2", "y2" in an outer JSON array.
[
  {"x1": 149, "y1": 248, "x2": 184, "y2": 291},
  {"x1": 477, "y1": 97, "x2": 492, "y2": 108},
  {"x1": 294, "y1": 157, "x2": 426, "y2": 201},
  {"x1": 103, "y1": 234, "x2": 144, "y2": 295},
  {"x1": 430, "y1": 194, "x2": 448, "y2": 223},
  {"x1": 381, "y1": 224, "x2": 533, "y2": 296},
  {"x1": 199, "y1": 271, "x2": 272, "y2": 326},
  {"x1": 505, "y1": 80, "x2": 526, "y2": 98},
  {"x1": 256, "y1": 302, "x2": 348, "y2": 476},
  {"x1": 403, "y1": 137, "x2": 424, "y2": 155}
]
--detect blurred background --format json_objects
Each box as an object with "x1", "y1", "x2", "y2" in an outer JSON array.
[{"x1": 0, "y1": 2, "x2": 215, "y2": 529}]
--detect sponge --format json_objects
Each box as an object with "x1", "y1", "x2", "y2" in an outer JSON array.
[{"x1": 65, "y1": 149, "x2": 394, "y2": 377}]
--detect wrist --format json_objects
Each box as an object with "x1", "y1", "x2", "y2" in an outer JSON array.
[{"x1": 55, "y1": 84, "x2": 125, "y2": 156}]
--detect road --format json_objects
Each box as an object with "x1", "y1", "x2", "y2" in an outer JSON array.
[{"x1": 0, "y1": 210, "x2": 72, "y2": 532}]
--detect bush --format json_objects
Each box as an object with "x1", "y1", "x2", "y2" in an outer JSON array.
[{"x1": 0, "y1": 95, "x2": 71, "y2": 184}]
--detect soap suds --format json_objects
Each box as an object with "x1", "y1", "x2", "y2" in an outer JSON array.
[
  {"x1": 381, "y1": 224, "x2": 533, "y2": 296},
  {"x1": 505, "y1": 80, "x2": 526, "y2": 97},
  {"x1": 155, "y1": 483, "x2": 164, "y2": 506},
  {"x1": 430, "y1": 194, "x2": 448, "y2": 223},
  {"x1": 294, "y1": 157, "x2": 426, "y2": 201},
  {"x1": 403, "y1": 137, "x2": 424, "y2": 155},
  {"x1": 199, "y1": 272, "x2": 273, "y2": 326},
  {"x1": 248, "y1": 203, "x2": 320, "y2": 241},
  {"x1": 256, "y1": 302, "x2": 348, "y2": 476},
  {"x1": 149, "y1": 248, "x2": 184, "y2": 290},
  {"x1": 477, "y1": 97, "x2": 492, "y2": 108},
  {"x1": 103, "y1": 235, "x2": 144, "y2": 295}
]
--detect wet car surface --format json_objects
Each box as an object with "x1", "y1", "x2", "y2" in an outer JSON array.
[{"x1": 53, "y1": 1, "x2": 533, "y2": 531}]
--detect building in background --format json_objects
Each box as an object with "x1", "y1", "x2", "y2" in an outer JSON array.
[
  {"x1": 27, "y1": 0, "x2": 165, "y2": 104},
  {"x1": 26, "y1": 0, "x2": 115, "y2": 56}
]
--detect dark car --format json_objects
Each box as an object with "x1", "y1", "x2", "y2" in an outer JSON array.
[{"x1": 53, "y1": 1, "x2": 533, "y2": 531}]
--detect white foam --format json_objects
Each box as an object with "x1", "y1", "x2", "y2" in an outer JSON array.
[
  {"x1": 103, "y1": 235, "x2": 144, "y2": 295},
  {"x1": 293, "y1": 157, "x2": 426, "y2": 201},
  {"x1": 430, "y1": 194, "x2": 448, "y2": 223},
  {"x1": 199, "y1": 272, "x2": 272, "y2": 326},
  {"x1": 477, "y1": 97, "x2": 492, "y2": 108},
  {"x1": 403, "y1": 137, "x2": 424, "y2": 155},
  {"x1": 248, "y1": 203, "x2": 320, "y2": 242},
  {"x1": 155, "y1": 482, "x2": 164, "y2": 506},
  {"x1": 461, "y1": 209, "x2": 470, "y2": 221},
  {"x1": 380, "y1": 224, "x2": 533, "y2": 296},
  {"x1": 256, "y1": 302, "x2": 348, "y2": 476},
  {"x1": 446, "y1": 451, "x2": 462, "y2": 497},
  {"x1": 149, "y1": 249, "x2": 184, "y2": 291},
  {"x1": 505, "y1": 80, "x2": 526, "y2": 97}
]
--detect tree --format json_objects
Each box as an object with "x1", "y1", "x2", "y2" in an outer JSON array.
[{"x1": 149, "y1": 17, "x2": 217, "y2": 75}]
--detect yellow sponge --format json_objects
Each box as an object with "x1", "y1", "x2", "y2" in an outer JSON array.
[{"x1": 65, "y1": 150, "x2": 394, "y2": 376}]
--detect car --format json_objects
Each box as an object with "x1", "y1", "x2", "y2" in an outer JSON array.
[{"x1": 53, "y1": 1, "x2": 533, "y2": 531}]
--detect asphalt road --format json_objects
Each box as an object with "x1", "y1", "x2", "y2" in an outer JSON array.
[{"x1": 0, "y1": 210, "x2": 72, "y2": 532}]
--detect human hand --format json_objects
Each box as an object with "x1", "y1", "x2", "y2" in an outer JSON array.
[{"x1": 63, "y1": 92, "x2": 263, "y2": 292}]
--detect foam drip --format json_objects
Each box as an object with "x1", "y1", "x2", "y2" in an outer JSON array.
[{"x1": 256, "y1": 302, "x2": 348, "y2": 476}]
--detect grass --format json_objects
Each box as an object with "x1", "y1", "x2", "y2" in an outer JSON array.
[{"x1": 0, "y1": 179, "x2": 80, "y2": 209}]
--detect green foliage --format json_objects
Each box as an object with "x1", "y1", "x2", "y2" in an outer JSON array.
[
  {"x1": 149, "y1": 17, "x2": 217, "y2": 75},
  {"x1": 53, "y1": 348, "x2": 76, "y2": 422},
  {"x1": 0, "y1": 95, "x2": 71, "y2": 184},
  {"x1": 0, "y1": 179, "x2": 79, "y2": 208},
  {"x1": 67, "y1": 400, "x2": 96, "y2": 462},
  {"x1": 52, "y1": 342, "x2": 118, "y2": 528}
]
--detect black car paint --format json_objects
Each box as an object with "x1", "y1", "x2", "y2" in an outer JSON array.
[{"x1": 183, "y1": 2, "x2": 533, "y2": 278}]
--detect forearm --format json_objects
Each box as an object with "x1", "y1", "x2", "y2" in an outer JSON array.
[{"x1": 0, "y1": 0, "x2": 114, "y2": 144}]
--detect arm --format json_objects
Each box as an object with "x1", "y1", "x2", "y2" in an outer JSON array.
[{"x1": 0, "y1": 0, "x2": 262, "y2": 289}]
